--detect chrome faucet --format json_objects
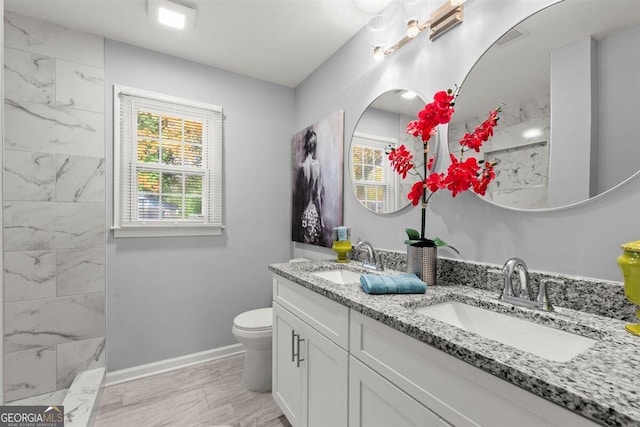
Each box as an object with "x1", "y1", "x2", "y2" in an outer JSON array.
[
  {"x1": 353, "y1": 240, "x2": 384, "y2": 271},
  {"x1": 499, "y1": 258, "x2": 554, "y2": 311}
]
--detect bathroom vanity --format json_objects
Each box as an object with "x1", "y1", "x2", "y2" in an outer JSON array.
[{"x1": 269, "y1": 259, "x2": 640, "y2": 427}]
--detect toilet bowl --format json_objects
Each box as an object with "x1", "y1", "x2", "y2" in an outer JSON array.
[{"x1": 232, "y1": 307, "x2": 273, "y2": 392}]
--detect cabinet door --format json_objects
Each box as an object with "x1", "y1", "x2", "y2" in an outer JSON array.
[
  {"x1": 303, "y1": 323, "x2": 348, "y2": 427},
  {"x1": 273, "y1": 303, "x2": 304, "y2": 427},
  {"x1": 349, "y1": 356, "x2": 441, "y2": 427}
]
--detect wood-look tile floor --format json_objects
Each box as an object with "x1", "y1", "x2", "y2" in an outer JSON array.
[{"x1": 95, "y1": 354, "x2": 291, "y2": 427}]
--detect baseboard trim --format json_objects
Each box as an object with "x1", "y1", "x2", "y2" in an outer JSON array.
[{"x1": 105, "y1": 343, "x2": 245, "y2": 386}]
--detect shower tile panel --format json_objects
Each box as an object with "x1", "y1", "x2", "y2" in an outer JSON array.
[
  {"x1": 57, "y1": 247, "x2": 105, "y2": 296},
  {"x1": 57, "y1": 337, "x2": 106, "y2": 389},
  {"x1": 3, "y1": 12, "x2": 107, "y2": 401},
  {"x1": 4, "y1": 47, "x2": 54, "y2": 105},
  {"x1": 4, "y1": 346, "x2": 57, "y2": 402},
  {"x1": 5, "y1": 12, "x2": 104, "y2": 68},
  {"x1": 4, "y1": 250, "x2": 56, "y2": 302},
  {"x1": 3, "y1": 150, "x2": 55, "y2": 201},
  {"x1": 4, "y1": 293, "x2": 105, "y2": 353},
  {"x1": 4, "y1": 100, "x2": 104, "y2": 157},
  {"x1": 55, "y1": 59, "x2": 104, "y2": 113},
  {"x1": 4, "y1": 202, "x2": 104, "y2": 251},
  {"x1": 5, "y1": 388, "x2": 67, "y2": 406},
  {"x1": 55, "y1": 155, "x2": 105, "y2": 202}
]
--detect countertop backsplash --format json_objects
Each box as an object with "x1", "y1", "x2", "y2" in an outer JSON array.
[{"x1": 351, "y1": 248, "x2": 635, "y2": 322}]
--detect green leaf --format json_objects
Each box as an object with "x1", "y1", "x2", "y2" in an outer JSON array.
[
  {"x1": 405, "y1": 228, "x2": 420, "y2": 240},
  {"x1": 433, "y1": 237, "x2": 461, "y2": 256},
  {"x1": 404, "y1": 239, "x2": 421, "y2": 245}
]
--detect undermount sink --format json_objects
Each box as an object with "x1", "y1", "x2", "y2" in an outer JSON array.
[
  {"x1": 313, "y1": 270, "x2": 362, "y2": 284},
  {"x1": 415, "y1": 301, "x2": 596, "y2": 362}
]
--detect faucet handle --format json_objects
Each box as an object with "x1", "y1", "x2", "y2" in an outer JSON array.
[
  {"x1": 537, "y1": 279, "x2": 560, "y2": 312},
  {"x1": 375, "y1": 253, "x2": 385, "y2": 271}
]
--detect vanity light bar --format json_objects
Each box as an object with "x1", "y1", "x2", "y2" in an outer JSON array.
[
  {"x1": 371, "y1": 0, "x2": 465, "y2": 60},
  {"x1": 429, "y1": 0, "x2": 464, "y2": 41}
]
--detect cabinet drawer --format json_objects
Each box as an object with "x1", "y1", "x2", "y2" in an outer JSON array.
[
  {"x1": 273, "y1": 274, "x2": 349, "y2": 350},
  {"x1": 350, "y1": 311, "x2": 600, "y2": 427}
]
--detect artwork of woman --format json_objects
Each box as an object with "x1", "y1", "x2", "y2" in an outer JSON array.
[
  {"x1": 291, "y1": 111, "x2": 343, "y2": 248},
  {"x1": 292, "y1": 129, "x2": 324, "y2": 244}
]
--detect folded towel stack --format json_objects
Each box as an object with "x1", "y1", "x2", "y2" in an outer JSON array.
[
  {"x1": 333, "y1": 226, "x2": 351, "y2": 242},
  {"x1": 360, "y1": 273, "x2": 427, "y2": 295}
]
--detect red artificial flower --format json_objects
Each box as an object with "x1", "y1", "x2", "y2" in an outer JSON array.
[
  {"x1": 425, "y1": 172, "x2": 445, "y2": 193},
  {"x1": 443, "y1": 155, "x2": 479, "y2": 197},
  {"x1": 406, "y1": 90, "x2": 455, "y2": 142},
  {"x1": 386, "y1": 89, "x2": 501, "y2": 241},
  {"x1": 388, "y1": 145, "x2": 414, "y2": 178},
  {"x1": 408, "y1": 180, "x2": 425, "y2": 206},
  {"x1": 460, "y1": 108, "x2": 501, "y2": 152},
  {"x1": 473, "y1": 162, "x2": 496, "y2": 196},
  {"x1": 427, "y1": 156, "x2": 435, "y2": 171}
]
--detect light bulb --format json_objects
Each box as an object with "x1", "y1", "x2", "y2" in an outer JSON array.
[
  {"x1": 406, "y1": 19, "x2": 421, "y2": 38},
  {"x1": 373, "y1": 45, "x2": 385, "y2": 61}
]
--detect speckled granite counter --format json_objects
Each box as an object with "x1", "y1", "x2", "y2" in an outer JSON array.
[{"x1": 269, "y1": 260, "x2": 640, "y2": 427}]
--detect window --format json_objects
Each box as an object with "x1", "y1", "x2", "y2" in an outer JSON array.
[
  {"x1": 351, "y1": 133, "x2": 397, "y2": 214},
  {"x1": 113, "y1": 85, "x2": 223, "y2": 237}
]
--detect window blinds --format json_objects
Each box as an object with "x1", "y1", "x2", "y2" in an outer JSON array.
[{"x1": 115, "y1": 86, "x2": 223, "y2": 235}]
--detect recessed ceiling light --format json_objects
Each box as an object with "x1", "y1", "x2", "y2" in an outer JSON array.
[
  {"x1": 148, "y1": 0, "x2": 196, "y2": 30},
  {"x1": 158, "y1": 7, "x2": 186, "y2": 29}
]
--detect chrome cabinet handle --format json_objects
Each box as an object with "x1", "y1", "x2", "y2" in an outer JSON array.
[
  {"x1": 295, "y1": 334, "x2": 305, "y2": 368},
  {"x1": 291, "y1": 330, "x2": 305, "y2": 367},
  {"x1": 291, "y1": 330, "x2": 296, "y2": 362}
]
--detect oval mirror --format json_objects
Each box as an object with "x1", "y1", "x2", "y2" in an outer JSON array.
[
  {"x1": 448, "y1": 0, "x2": 640, "y2": 210},
  {"x1": 349, "y1": 89, "x2": 433, "y2": 214}
]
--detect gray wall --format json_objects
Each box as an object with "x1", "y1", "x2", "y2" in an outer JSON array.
[
  {"x1": 105, "y1": 40, "x2": 294, "y2": 371},
  {"x1": 549, "y1": 36, "x2": 596, "y2": 207},
  {"x1": 597, "y1": 24, "x2": 640, "y2": 194},
  {"x1": 293, "y1": 0, "x2": 638, "y2": 282}
]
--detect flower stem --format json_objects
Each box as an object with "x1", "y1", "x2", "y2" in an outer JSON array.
[{"x1": 421, "y1": 142, "x2": 428, "y2": 240}]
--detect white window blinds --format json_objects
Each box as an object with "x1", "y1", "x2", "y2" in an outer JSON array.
[
  {"x1": 114, "y1": 85, "x2": 224, "y2": 237},
  {"x1": 351, "y1": 133, "x2": 397, "y2": 214}
]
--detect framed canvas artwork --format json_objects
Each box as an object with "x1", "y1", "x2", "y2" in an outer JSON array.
[{"x1": 291, "y1": 111, "x2": 344, "y2": 248}]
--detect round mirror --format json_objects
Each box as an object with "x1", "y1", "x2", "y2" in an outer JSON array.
[
  {"x1": 349, "y1": 89, "x2": 434, "y2": 214},
  {"x1": 448, "y1": 0, "x2": 640, "y2": 210}
]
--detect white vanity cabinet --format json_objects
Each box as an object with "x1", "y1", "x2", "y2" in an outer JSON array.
[
  {"x1": 272, "y1": 272, "x2": 601, "y2": 427},
  {"x1": 272, "y1": 275, "x2": 349, "y2": 427},
  {"x1": 350, "y1": 310, "x2": 600, "y2": 427}
]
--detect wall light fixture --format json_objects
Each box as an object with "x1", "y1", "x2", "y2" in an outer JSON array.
[{"x1": 368, "y1": 0, "x2": 466, "y2": 60}]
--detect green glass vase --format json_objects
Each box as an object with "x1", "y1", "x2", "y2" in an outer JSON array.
[
  {"x1": 332, "y1": 240, "x2": 352, "y2": 263},
  {"x1": 617, "y1": 240, "x2": 640, "y2": 336}
]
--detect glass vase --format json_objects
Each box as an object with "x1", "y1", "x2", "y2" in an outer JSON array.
[{"x1": 617, "y1": 240, "x2": 640, "y2": 336}]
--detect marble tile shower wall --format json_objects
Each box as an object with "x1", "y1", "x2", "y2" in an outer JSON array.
[{"x1": 3, "y1": 13, "x2": 106, "y2": 402}]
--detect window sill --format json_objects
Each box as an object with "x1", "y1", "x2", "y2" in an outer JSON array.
[{"x1": 112, "y1": 225, "x2": 224, "y2": 238}]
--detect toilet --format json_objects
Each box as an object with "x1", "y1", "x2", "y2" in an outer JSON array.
[
  {"x1": 232, "y1": 258, "x2": 308, "y2": 392},
  {"x1": 232, "y1": 307, "x2": 273, "y2": 392}
]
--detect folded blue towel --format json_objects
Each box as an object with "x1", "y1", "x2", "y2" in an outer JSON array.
[{"x1": 360, "y1": 273, "x2": 427, "y2": 295}]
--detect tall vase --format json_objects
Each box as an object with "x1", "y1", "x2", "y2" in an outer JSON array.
[
  {"x1": 617, "y1": 240, "x2": 640, "y2": 336},
  {"x1": 407, "y1": 245, "x2": 437, "y2": 286}
]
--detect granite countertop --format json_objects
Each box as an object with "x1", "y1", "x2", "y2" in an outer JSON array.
[{"x1": 269, "y1": 260, "x2": 640, "y2": 427}]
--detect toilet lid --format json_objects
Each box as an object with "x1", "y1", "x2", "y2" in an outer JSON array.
[{"x1": 233, "y1": 307, "x2": 272, "y2": 331}]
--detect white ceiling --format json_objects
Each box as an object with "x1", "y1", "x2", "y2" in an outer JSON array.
[{"x1": 5, "y1": 0, "x2": 393, "y2": 88}]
